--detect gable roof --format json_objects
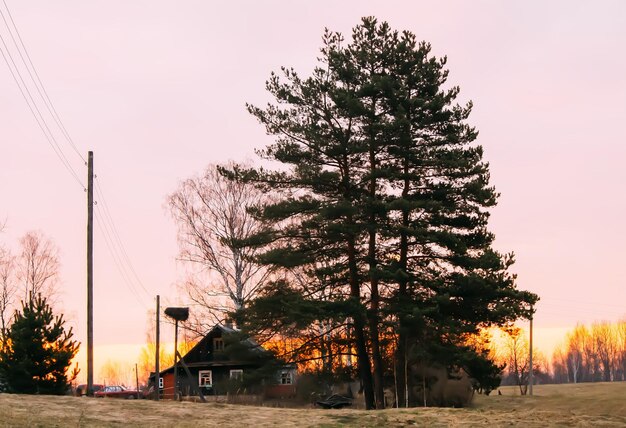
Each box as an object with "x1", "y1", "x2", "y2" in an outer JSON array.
[{"x1": 154, "y1": 323, "x2": 267, "y2": 376}]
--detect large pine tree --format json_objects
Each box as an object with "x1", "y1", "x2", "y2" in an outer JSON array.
[
  {"x1": 234, "y1": 17, "x2": 537, "y2": 409},
  {"x1": 0, "y1": 294, "x2": 79, "y2": 394}
]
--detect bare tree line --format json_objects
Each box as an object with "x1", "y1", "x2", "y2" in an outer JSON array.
[
  {"x1": 477, "y1": 320, "x2": 626, "y2": 393},
  {"x1": 552, "y1": 321, "x2": 626, "y2": 384}
]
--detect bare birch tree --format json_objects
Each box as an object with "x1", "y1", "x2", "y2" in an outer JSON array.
[
  {"x1": 167, "y1": 163, "x2": 269, "y2": 333},
  {"x1": 0, "y1": 222, "x2": 14, "y2": 336},
  {"x1": 2, "y1": 228, "x2": 59, "y2": 336},
  {"x1": 567, "y1": 332, "x2": 583, "y2": 383},
  {"x1": 616, "y1": 319, "x2": 626, "y2": 381},
  {"x1": 0, "y1": 246, "x2": 17, "y2": 337},
  {"x1": 501, "y1": 327, "x2": 530, "y2": 395},
  {"x1": 16, "y1": 231, "x2": 59, "y2": 303},
  {"x1": 592, "y1": 321, "x2": 618, "y2": 382}
]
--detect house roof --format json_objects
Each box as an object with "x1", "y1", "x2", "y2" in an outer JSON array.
[{"x1": 152, "y1": 323, "x2": 267, "y2": 377}]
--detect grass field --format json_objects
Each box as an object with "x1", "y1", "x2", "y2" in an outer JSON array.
[{"x1": 2, "y1": 382, "x2": 626, "y2": 427}]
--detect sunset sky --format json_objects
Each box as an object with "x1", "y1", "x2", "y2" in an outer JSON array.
[{"x1": 1, "y1": 1, "x2": 625, "y2": 382}]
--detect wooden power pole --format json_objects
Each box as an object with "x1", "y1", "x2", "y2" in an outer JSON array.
[
  {"x1": 155, "y1": 295, "x2": 160, "y2": 401},
  {"x1": 87, "y1": 151, "x2": 94, "y2": 396},
  {"x1": 173, "y1": 319, "x2": 179, "y2": 400},
  {"x1": 135, "y1": 363, "x2": 139, "y2": 393},
  {"x1": 529, "y1": 308, "x2": 534, "y2": 396}
]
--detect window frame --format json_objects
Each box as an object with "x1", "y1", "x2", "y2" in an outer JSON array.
[
  {"x1": 213, "y1": 337, "x2": 224, "y2": 352},
  {"x1": 230, "y1": 369, "x2": 243, "y2": 380},
  {"x1": 158, "y1": 377, "x2": 163, "y2": 389},
  {"x1": 280, "y1": 370, "x2": 293, "y2": 385},
  {"x1": 198, "y1": 370, "x2": 213, "y2": 387}
]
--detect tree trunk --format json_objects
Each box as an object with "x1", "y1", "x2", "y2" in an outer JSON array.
[
  {"x1": 347, "y1": 238, "x2": 375, "y2": 410},
  {"x1": 395, "y1": 157, "x2": 411, "y2": 407},
  {"x1": 367, "y1": 275, "x2": 385, "y2": 408},
  {"x1": 395, "y1": 332, "x2": 407, "y2": 407},
  {"x1": 367, "y1": 187, "x2": 385, "y2": 407}
]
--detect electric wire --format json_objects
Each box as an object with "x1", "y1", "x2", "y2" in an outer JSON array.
[
  {"x1": 0, "y1": 0, "x2": 85, "y2": 164},
  {"x1": 537, "y1": 299, "x2": 626, "y2": 317},
  {"x1": 94, "y1": 176, "x2": 152, "y2": 298},
  {"x1": 0, "y1": 31, "x2": 85, "y2": 188},
  {"x1": 0, "y1": 1, "x2": 154, "y2": 308},
  {"x1": 544, "y1": 297, "x2": 626, "y2": 310},
  {"x1": 94, "y1": 207, "x2": 149, "y2": 310}
]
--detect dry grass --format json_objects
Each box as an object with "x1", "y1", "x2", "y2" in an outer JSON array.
[{"x1": 2, "y1": 382, "x2": 626, "y2": 427}]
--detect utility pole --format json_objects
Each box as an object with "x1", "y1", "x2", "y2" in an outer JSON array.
[
  {"x1": 529, "y1": 306, "x2": 534, "y2": 396},
  {"x1": 173, "y1": 318, "x2": 178, "y2": 400},
  {"x1": 164, "y1": 307, "x2": 188, "y2": 401},
  {"x1": 87, "y1": 151, "x2": 94, "y2": 396},
  {"x1": 135, "y1": 363, "x2": 139, "y2": 394},
  {"x1": 155, "y1": 295, "x2": 160, "y2": 401}
]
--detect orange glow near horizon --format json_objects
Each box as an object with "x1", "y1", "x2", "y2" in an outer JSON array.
[{"x1": 70, "y1": 326, "x2": 570, "y2": 386}]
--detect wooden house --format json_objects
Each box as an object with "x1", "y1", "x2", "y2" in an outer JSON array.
[{"x1": 150, "y1": 324, "x2": 296, "y2": 399}]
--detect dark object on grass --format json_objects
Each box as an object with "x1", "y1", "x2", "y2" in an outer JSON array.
[{"x1": 316, "y1": 394, "x2": 353, "y2": 409}]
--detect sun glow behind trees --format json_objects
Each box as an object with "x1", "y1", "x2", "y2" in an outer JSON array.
[
  {"x1": 229, "y1": 17, "x2": 537, "y2": 408},
  {"x1": 3, "y1": 3, "x2": 625, "y2": 402}
]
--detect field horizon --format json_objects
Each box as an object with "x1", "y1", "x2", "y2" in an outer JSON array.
[{"x1": 1, "y1": 382, "x2": 626, "y2": 427}]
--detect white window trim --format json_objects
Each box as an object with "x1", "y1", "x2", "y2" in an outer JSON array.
[
  {"x1": 158, "y1": 377, "x2": 163, "y2": 389},
  {"x1": 199, "y1": 370, "x2": 213, "y2": 387},
  {"x1": 230, "y1": 369, "x2": 243, "y2": 379},
  {"x1": 280, "y1": 370, "x2": 293, "y2": 385}
]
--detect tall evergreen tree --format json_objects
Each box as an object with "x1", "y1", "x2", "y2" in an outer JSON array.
[
  {"x1": 234, "y1": 17, "x2": 537, "y2": 409},
  {"x1": 0, "y1": 294, "x2": 79, "y2": 394}
]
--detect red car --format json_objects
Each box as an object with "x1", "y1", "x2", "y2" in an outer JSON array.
[{"x1": 94, "y1": 385, "x2": 139, "y2": 399}]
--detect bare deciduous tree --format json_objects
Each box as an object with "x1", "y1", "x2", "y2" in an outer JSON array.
[
  {"x1": 0, "y1": 246, "x2": 17, "y2": 337},
  {"x1": 16, "y1": 231, "x2": 59, "y2": 303},
  {"x1": 167, "y1": 163, "x2": 269, "y2": 333},
  {"x1": 100, "y1": 359, "x2": 134, "y2": 386},
  {"x1": 0, "y1": 222, "x2": 13, "y2": 336},
  {"x1": 499, "y1": 327, "x2": 544, "y2": 395},
  {"x1": 501, "y1": 327, "x2": 530, "y2": 395}
]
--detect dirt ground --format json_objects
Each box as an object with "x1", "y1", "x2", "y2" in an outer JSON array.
[{"x1": 1, "y1": 382, "x2": 626, "y2": 427}]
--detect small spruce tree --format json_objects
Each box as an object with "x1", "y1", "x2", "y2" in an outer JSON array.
[{"x1": 0, "y1": 294, "x2": 79, "y2": 394}]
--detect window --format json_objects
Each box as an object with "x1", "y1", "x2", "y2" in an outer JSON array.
[
  {"x1": 158, "y1": 377, "x2": 163, "y2": 389},
  {"x1": 280, "y1": 370, "x2": 293, "y2": 385},
  {"x1": 230, "y1": 369, "x2": 243, "y2": 380},
  {"x1": 213, "y1": 337, "x2": 224, "y2": 351},
  {"x1": 199, "y1": 370, "x2": 212, "y2": 387}
]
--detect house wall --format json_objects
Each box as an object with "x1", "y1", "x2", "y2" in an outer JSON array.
[
  {"x1": 161, "y1": 373, "x2": 175, "y2": 399},
  {"x1": 168, "y1": 365, "x2": 255, "y2": 397},
  {"x1": 264, "y1": 384, "x2": 297, "y2": 399},
  {"x1": 159, "y1": 367, "x2": 298, "y2": 400}
]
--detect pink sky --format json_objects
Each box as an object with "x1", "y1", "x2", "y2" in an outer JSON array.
[{"x1": 1, "y1": 1, "x2": 626, "y2": 377}]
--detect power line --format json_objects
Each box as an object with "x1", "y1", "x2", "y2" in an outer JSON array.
[
  {"x1": 0, "y1": 27, "x2": 84, "y2": 188},
  {"x1": 94, "y1": 176, "x2": 152, "y2": 297},
  {"x1": 542, "y1": 297, "x2": 626, "y2": 310},
  {"x1": 0, "y1": 0, "x2": 85, "y2": 163},
  {"x1": 0, "y1": 1, "x2": 153, "y2": 310},
  {"x1": 94, "y1": 207, "x2": 149, "y2": 310}
]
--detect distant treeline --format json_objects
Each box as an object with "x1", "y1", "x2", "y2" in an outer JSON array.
[
  {"x1": 551, "y1": 321, "x2": 626, "y2": 384},
  {"x1": 492, "y1": 321, "x2": 626, "y2": 390}
]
